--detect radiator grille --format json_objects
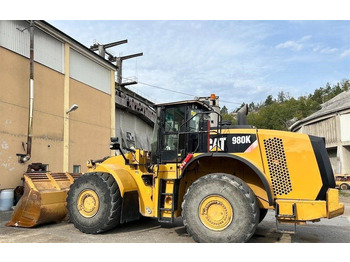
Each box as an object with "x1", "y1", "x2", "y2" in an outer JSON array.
[{"x1": 263, "y1": 137, "x2": 292, "y2": 196}]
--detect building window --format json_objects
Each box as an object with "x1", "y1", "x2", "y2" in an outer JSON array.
[{"x1": 73, "y1": 165, "x2": 81, "y2": 173}]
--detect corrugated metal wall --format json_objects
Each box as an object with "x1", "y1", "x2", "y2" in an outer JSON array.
[
  {"x1": 303, "y1": 117, "x2": 337, "y2": 145},
  {"x1": 69, "y1": 48, "x2": 110, "y2": 94},
  {"x1": 0, "y1": 21, "x2": 111, "y2": 94},
  {"x1": 0, "y1": 20, "x2": 64, "y2": 73}
]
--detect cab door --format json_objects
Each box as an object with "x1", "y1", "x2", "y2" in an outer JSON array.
[{"x1": 157, "y1": 104, "x2": 210, "y2": 163}]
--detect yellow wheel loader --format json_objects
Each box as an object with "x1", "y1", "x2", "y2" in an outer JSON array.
[
  {"x1": 335, "y1": 175, "x2": 350, "y2": 190},
  {"x1": 8, "y1": 97, "x2": 344, "y2": 243}
]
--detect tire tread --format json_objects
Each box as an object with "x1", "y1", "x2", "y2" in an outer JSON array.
[
  {"x1": 67, "y1": 172, "x2": 122, "y2": 234},
  {"x1": 182, "y1": 173, "x2": 259, "y2": 243}
]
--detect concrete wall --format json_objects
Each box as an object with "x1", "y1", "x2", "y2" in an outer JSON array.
[
  {"x1": 295, "y1": 112, "x2": 350, "y2": 175},
  {"x1": 340, "y1": 113, "x2": 350, "y2": 174},
  {"x1": 114, "y1": 88, "x2": 156, "y2": 152},
  {"x1": 0, "y1": 45, "x2": 114, "y2": 188},
  {"x1": 340, "y1": 114, "x2": 350, "y2": 143},
  {"x1": 115, "y1": 108, "x2": 154, "y2": 151},
  {"x1": 69, "y1": 78, "x2": 112, "y2": 171},
  {"x1": 0, "y1": 47, "x2": 65, "y2": 187},
  {"x1": 0, "y1": 20, "x2": 157, "y2": 189}
]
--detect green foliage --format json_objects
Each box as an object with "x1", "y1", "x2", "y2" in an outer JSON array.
[
  {"x1": 264, "y1": 95, "x2": 274, "y2": 106},
  {"x1": 220, "y1": 105, "x2": 235, "y2": 123},
  {"x1": 220, "y1": 105, "x2": 228, "y2": 115},
  {"x1": 243, "y1": 79, "x2": 349, "y2": 131},
  {"x1": 221, "y1": 113, "x2": 235, "y2": 124}
]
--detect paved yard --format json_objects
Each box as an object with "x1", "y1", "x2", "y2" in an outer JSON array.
[{"x1": 0, "y1": 195, "x2": 349, "y2": 243}]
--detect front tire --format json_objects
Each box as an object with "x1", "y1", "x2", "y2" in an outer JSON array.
[
  {"x1": 259, "y1": 208, "x2": 268, "y2": 223},
  {"x1": 67, "y1": 172, "x2": 122, "y2": 234},
  {"x1": 182, "y1": 173, "x2": 259, "y2": 243}
]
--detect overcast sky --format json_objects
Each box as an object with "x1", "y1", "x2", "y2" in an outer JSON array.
[{"x1": 47, "y1": 20, "x2": 350, "y2": 111}]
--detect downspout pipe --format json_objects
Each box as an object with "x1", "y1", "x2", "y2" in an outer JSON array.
[{"x1": 19, "y1": 20, "x2": 35, "y2": 163}]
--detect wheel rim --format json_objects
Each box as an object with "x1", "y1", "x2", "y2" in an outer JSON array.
[
  {"x1": 77, "y1": 189, "x2": 100, "y2": 218},
  {"x1": 199, "y1": 195, "x2": 233, "y2": 231},
  {"x1": 340, "y1": 184, "x2": 348, "y2": 190}
]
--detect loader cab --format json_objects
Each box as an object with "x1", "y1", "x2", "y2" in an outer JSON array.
[{"x1": 151, "y1": 100, "x2": 213, "y2": 164}]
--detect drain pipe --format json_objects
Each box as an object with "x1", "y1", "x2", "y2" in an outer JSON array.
[{"x1": 18, "y1": 21, "x2": 35, "y2": 163}]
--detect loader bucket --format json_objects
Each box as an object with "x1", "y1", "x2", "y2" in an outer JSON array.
[{"x1": 6, "y1": 172, "x2": 81, "y2": 228}]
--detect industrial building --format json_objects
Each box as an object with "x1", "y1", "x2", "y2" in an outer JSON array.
[
  {"x1": 290, "y1": 90, "x2": 350, "y2": 175},
  {"x1": 0, "y1": 20, "x2": 155, "y2": 189}
]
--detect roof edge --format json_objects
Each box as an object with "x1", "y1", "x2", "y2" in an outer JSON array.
[
  {"x1": 34, "y1": 20, "x2": 117, "y2": 71},
  {"x1": 155, "y1": 99, "x2": 212, "y2": 110}
]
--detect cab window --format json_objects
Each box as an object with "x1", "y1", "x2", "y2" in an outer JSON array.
[
  {"x1": 161, "y1": 106, "x2": 186, "y2": 162},
  {"x1": 164, "y1": 106, "x2": 185, "y2": 132}
]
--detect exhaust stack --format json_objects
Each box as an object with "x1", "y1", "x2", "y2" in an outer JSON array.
[{"x1": 237, "y1": 104, "x2": 248, "y2": 125}]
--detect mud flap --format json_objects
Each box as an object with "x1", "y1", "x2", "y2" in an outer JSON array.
[
  {"x1": 6, "y1": 172, "x2": 81, "y2": 228},
  {"x1": 120, "y1": 191, "x2": 140, "y2": 223}
]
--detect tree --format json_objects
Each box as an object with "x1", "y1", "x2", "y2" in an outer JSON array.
[
  {"x1": 248, "y1": 102, "x2": 259, "y2": 112},
  {"x1": 264, "y1": 95, "x2": 274, "y2": 106},
  {"x1": 220, "y1": 105, "x2": 228, "y2": 115},
  {"x1": 341, "y1": 79, "x2": 350, "y2": 91},
  {"x1": 277, "y1": 91, "x2": 285, "y2": 103},
  {"x1": 220, "y1": 105, "x2": 235, "y2": 123},
  {"x1": 246, "y1": 79, "x2": 349, "y2": 131}
]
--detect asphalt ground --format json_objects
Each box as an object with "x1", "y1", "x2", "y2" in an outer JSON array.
[{"x1": 0, "y1": 195, "x2": 349, "y2": 244}]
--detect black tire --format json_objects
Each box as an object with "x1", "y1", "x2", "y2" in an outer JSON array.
[
  {"x1": 340, "y1": 183, "x2": 349, "y2": 190},
  {"x1": 67, "y1": 172, "x2": 122, "y2": 234},
  {"x1": 182, "y1": 173, "x2": 259, "y2": 243},
  {"x1": 259, "y1": 208, "x2": 268, "y2": 223}
]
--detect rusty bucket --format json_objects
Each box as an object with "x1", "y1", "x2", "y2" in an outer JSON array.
[{"x1": 6, "y1": 172, "x2": 81, "y2": 228}]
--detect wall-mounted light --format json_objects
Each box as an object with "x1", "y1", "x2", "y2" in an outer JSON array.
[{"x1": 66, "y1": 104, "x2": 79, "y2": 114}]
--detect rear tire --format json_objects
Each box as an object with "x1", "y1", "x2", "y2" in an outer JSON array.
[
  {"x1": 67, "y1": 172, "x2": 122, "y2": 234},
  {"x1": 340, "y1": 183, "x2": 349, "y2": 190},
  {"x1": 182, "y1": 173, "x2": 259, "y2": 243}
]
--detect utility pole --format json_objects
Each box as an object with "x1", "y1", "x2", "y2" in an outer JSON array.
[
  {"x1": 90, "y1": 40, "x2": 128, "y2": 60},
  {"x1": 116, "y1": 52, "x2": 143, "y2": 90},
  {"x1": 90, "y1": 40, "x2": 143, "y2": 90}
]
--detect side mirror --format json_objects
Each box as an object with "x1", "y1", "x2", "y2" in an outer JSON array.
[
  {"x1": 110, "y1": 137, "x2": 120, "y2": 150},
  {"x1": 111, "y1": 137, "x2": 119, "y2": 143},
  {"x1": 110, "y1": 142, "x2": 120, "y2": 150},
  {"x1": 110, "y1": 139, "x2": 130, "y2": 165}
]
